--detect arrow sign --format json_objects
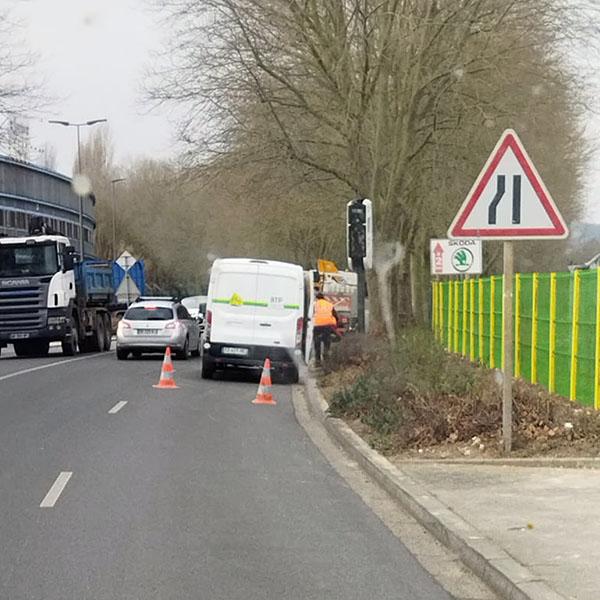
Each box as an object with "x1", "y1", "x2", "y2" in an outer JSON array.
[{"x1": 448, "y1": 130, "x2": 568, "y2": 240}]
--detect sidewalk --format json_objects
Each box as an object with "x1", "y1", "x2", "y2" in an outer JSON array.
[
  {"x1": 303, "y1": 376, "x2": 599, "y2": 600},
  {"x1": 397, "y1": 462, "x2": 600, "y2": 600}
]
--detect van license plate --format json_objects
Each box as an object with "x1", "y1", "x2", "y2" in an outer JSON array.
[
  {"x1": 222, "y1": 347, "x2": 248, "y2": 356},
  {"x1": 10, "y1": 333, "x2": 30, "y2": 340}
]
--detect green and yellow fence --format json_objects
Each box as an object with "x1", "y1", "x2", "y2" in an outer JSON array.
[{"x1": 432, "y1": 270, "x2": 600, "y2": 409}]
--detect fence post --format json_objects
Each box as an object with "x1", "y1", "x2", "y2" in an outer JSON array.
[
  {"x1": 462, "y1": 279, "x2": 468, "y2": 356},
  {"x1": 549, "y1": 272, "x2": 557, "y2": 393},
  {"x1": 432, "y1": 282, "x2": 438, "y2": 338},
  {"x1": 478, "y1": 278, "x2": 484, "y2": 361},
  {"x1": 470, "y1": 278, "x2": 475, "y2": 362},
  {"x1": 531, "y1": 273, "x2": 539, "y2": 384},
  {"x1": 515, "y1": 273, "x2": 521, "y2": 378},
  {"x1": 595, "y1": 269, "x2": 600, "y2": 409},
  {"x1": 570, "y1": 270, "x2": 581, "y2": 401},
  {"x1": 447, "y1": 281, "x2": 452, "y2": 350},
  {"x1": 454, "y1": 279, "x2": 459, "y2": 352},
  {"x1": 490, "y1": 276, "x2": 496, "y2": 369}
]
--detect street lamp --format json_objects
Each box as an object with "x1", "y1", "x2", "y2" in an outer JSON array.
[
  {"x1": 111, "y1": 177, "x2": 127, "y2": 260},
  {"x1": 48, "y1": 118, "x2": 107, "y2": 259}
]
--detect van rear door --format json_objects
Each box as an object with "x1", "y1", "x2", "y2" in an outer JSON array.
[
  {"x1": 253, "y1": 263, "x2": 303, "y2": 349},
  {"x1": 210, "y1": 263, "x2": 259, "y2": 346}
]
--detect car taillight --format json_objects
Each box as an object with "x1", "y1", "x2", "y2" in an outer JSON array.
[
  {"x1": 165, "y1": 321, "x2": 178, "y2": 330},
  {"x1": 207, "y1": 310, "x2": 212, "y2": 325},
  {"x1": 295, "y1": 317, "x2": 303, "y2": 346},
  {"x1": 120, "y1": 320, "x2": 131, "y2": 329}
]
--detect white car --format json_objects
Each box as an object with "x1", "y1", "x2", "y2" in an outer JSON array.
[
  {"x1": 116, "y1": 297, "x2": 201, "y2": 360},
  {"x1": 201, "y1": 258, "x2": 304, "y2": 382}
]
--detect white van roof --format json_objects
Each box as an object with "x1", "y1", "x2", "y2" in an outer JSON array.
[{"x1": 212, "y1": 258, "x2": 303, "y2": 270}]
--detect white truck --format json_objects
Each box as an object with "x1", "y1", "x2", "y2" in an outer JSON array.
[{"x1": 0, "y1": 221, "x2": 115, "y2": 357}]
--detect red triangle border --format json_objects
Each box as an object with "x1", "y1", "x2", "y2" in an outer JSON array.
[{"x1": 449, "y1": 131, "x2": 567, "y2": 239}]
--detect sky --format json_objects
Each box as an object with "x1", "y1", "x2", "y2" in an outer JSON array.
[
  {"x1": 4, "y1": 0, "x2": 175, "y2": 175},
  {"x1": 2, "y1": 0, "x2": 600, "y2": 223}
]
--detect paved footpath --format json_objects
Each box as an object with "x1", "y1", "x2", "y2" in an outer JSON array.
[{"x1": 398, "y1": 462, "x2": 600, "y2": 600}]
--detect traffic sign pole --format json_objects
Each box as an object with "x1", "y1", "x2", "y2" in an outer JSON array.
[{"x1": 502, "y1": 241, "x2": 514, "y2": 453}]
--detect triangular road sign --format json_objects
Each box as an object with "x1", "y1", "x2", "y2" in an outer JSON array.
[{"x1": 448, "y1": 130, "x2": 568, "y2": 240}]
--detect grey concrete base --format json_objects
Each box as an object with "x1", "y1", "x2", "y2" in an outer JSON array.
[{"x1": 301, "y1": 376, "x2": 566, "y2": 600}]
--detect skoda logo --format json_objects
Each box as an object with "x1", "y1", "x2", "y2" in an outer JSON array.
[
  {"x1": 451, "y1": 248, "x2": 474, "y2": 273},
  {"x1": 1, "y1": 279, "x2": 30, "y2": 287}
]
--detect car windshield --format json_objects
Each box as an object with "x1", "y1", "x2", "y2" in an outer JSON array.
[
  {"x1": 124, "y1": 307, "x2": 173, "y2": 321},
  {"x1": 0, "y1": 243, "x2": 59, "y2": 277}
]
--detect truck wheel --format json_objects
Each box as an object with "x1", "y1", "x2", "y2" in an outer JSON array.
[
  {"x1": 62, "y1": 321, "x2": 79, "y2": 356},
  {"x1": 31, "y1": 341, "x2": 50, "y2": 357},
  {"x1": 93, "y1": 316, "x2": 105, "y2": 352},
  {"x1": 103, "y1": 314, "x2": 112, "y2": 351},
  {"x1": 14, "y1": 342, "x2": 32, "y2": 357},
  {"x1": 201, "y1": 355, "x2": 215, "y2": 379},
  {"x1": 116, "y1": 347, "x2": 129, "y2": 360}
]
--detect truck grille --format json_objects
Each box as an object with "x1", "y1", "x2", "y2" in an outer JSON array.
[{"x1": 0, "y1": 286, "x2": 46, "y2": 332}]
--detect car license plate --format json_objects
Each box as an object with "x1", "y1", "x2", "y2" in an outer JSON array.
[
  {"x1": 137, "y1": 329, "x2": 160, "y2": 335},
  {"x1": 10, "y1": 333, "x2": 30, "y2": 340},
  {"x1": 222, "y1": 347, "x2": 248, "y2": 356}
]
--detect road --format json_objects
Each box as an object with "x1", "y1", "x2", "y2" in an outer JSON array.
[{"x1": 0, "y1": 347, "x2": 452, "y2": 600}]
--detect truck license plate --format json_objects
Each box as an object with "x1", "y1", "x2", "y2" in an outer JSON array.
[{"x1": 10, "y1": 333, "x2": 30, "y2": 340}]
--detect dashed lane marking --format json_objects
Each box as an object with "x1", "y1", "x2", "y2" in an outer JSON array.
[
  {"x1": 40, "y1": 471, "x2": 73, "y2": 508},
  {"x1": 108, "y1": 400, "x2": 127, "y2": 414}
]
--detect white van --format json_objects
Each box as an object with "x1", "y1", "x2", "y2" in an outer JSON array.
[{"x1": 201, "y1": 258, "x2": 305, "y2": 382}]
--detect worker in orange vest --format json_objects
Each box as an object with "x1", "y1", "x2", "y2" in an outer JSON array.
[{"x1": 313, "y1": 292, "x2": 338, "y2": 365}]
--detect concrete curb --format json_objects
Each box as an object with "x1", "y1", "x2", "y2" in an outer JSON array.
[
  {"x1": 301, "y1": 376, "x2": 566, "y2": 600},
  {"x1": 394, "y1": 456, "x2": 600, "y2": 469}
]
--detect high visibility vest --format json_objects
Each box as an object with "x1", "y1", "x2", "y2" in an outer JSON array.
[{"x1": 314, "y1": 298, "x2": 336, "y2": 327}]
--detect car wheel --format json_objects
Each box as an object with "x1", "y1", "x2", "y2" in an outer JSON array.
[
  {"x1": 176, "y1": 338, "x2": 190, "y2": 361},
  {"x1": 116, "y1": 347, "x2": 129, "y2": 360},
  {"x1": 191, "y1": 339, "x2": 201, "y2": 357},
  {"x1": 201, "y1": 354, "x2": 215, "y2": 379},
  {"x1": 61, "y1": 319, "x2": 79, "y2": 356}
]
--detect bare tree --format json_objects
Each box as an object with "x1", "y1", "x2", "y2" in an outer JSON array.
[{"x1": 151, "y1": 0, "x2": 596, "y2": 326}]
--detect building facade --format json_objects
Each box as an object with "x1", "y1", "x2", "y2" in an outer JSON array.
[{"x1": 0, "y1": 155, "x2": 96, "y2": 257}]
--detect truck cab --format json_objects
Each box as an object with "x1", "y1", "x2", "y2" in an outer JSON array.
[{"x1": 0, "y1": 234, "x2": 77, "y2": 355}]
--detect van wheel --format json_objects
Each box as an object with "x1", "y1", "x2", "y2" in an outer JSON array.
[
  {"x1": 201, "y1": 355, "x2": 215, "y2": 379},
  {"x1": 285, "y1": 366, "x2": 299, "y2": 384}
]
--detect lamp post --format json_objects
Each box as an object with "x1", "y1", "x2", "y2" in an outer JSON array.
[
  {"x1": 48, "y1": 118, "x2": 107, "y2": 259},
  {"x1": 111, "y1": 177, "x2": 126, "y2": 260}
]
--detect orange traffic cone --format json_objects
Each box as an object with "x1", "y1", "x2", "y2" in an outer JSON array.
[
  {"x1": 252, "y1": 358, "x2": 276, "y2": 405},
  {"x1": 153, "y1": 347, "x2": 179, "y2": 389}
]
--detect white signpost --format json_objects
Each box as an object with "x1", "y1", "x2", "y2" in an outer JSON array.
[
  {"x1": 448, "y1": 129, "x2": 568, "y2": 452},
  {"x1": 430, "y1": 239, "x2": 483, "y2": 276}
]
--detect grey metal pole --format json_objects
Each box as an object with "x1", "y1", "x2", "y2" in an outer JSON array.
[
  {"x1": 76, "y1": 124, "x2": 84, "y2": 260},
  {"x1": 357, "y1": 264, "x2": 366, "y2": 333},
  {"x1": 502, "y1": 241, "x2": 514, "y2": 453},
  {"x1": 112, "y1": 182, "x2": 117, "y2": 260}
]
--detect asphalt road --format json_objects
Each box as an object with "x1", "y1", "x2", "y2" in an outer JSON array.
[{"x1": 0, "y1": 347, "x2": 452, "y2": 600}]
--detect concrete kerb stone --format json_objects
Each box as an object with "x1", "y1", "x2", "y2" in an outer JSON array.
[{"x1": 300, "y1": 376, "x2": 567, "y2": 600}]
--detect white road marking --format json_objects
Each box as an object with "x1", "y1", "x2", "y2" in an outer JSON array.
[
  {"x1": 108, "y1": 400, "x2": 127, "y2": 414},
  {"x1": 40, "y1": 471, "x2": 73, "y2": 508},
  {"x1": 0, "y1": 354, "x2": 101, "y2": 383}
]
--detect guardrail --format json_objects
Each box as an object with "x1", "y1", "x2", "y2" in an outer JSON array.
[{"x1": 432, "y1": 270, "x2": 600, "y2": 408}]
